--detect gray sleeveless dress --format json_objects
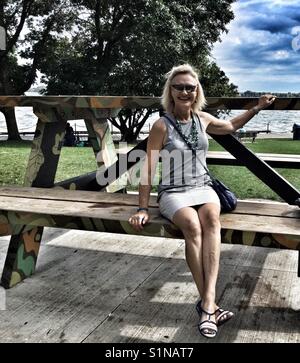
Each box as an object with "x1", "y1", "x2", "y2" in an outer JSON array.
[{"x1": 158, "y1": 113, "x2": 220, "y2": 221}]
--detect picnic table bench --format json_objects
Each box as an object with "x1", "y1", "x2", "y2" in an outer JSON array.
[
  {"x1": 117, "y1": 147, "x2": 300, "y2": 169},
  {"x1": 0, "y1": 186, "x2": 298, "y2": 237},
  {"x1": 206, "y1": 151, "x2": 300, "y2": 169},
  {"x1": 234, "y1": 129, "x2": 270, "y2": 142},
  {"x1": 0, "y1": 186, "x2": 299, "y2": 287}
]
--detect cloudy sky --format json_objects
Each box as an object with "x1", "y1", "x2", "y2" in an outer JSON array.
[{"x1": 211, "y1": 0, "x2": 300, "y2": 93}]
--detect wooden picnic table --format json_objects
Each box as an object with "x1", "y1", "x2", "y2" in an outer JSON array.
[
  {"x1": 0, "y1": 95, "x2": 299, "y2": 289},
  {"x1": 117, "y1": 147, "x2": 300, "y2": 169},
  {"x1": 206, "y1": 151, "x2": 300, "y2": 169},
  {"x1": 234, "y1": 129, "x2": 271, "y2": 142}
]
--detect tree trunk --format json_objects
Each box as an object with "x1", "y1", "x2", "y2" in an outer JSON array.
[
  {"x1": 0, "y1": 107, "x2": 21, "y2": 140},
  {"x1": 121, "y1": 128, "x2": 137, "y2": 143}
]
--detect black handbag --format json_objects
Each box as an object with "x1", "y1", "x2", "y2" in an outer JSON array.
[
  {"x1": 163, "y1": 114, "x2": 237, "y2": 212},
  {"x1": 209, "y1": 178, "x2": 237, "y2": 212}
]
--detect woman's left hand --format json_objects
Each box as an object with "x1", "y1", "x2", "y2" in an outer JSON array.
[{"x1": 257, "y1": 94, "x2": 276, "y2": 110}]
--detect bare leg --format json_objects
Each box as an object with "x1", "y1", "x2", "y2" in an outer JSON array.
[
  {"x1": 197, "y1": 203, "x2": 221, "y2": 314},
  {"x1": 172, "y1": 204, "x2": 223, "y2": 336},
  {"x1": 172, "y1": 207, "x2": 204, "y2": 297}
]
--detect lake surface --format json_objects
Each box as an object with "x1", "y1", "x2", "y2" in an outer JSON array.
[{"x1": 0, "y1": 104, "x2": 299, "y2": 135}]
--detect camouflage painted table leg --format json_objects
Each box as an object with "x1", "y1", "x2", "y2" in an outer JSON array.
[
  {"x1": 1, "y1": 226, "x2": 44, "y2": 288},
  {"x1": 0, "y1": 222, "x2": 11, "y2": 237},
  {"x1": 86, "y1": 115, "x2": 128, "y2": 193},
  {"x1": 1, "y1": 111, "x2": 66, "y2": 288},
  {"x1": 53, "y1": 108, "x2": 125, "y2": 192}
]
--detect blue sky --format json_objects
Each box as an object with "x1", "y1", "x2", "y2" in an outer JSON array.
[{"x1": 211, "y1": 0, "x2": 300, "y2": 93}]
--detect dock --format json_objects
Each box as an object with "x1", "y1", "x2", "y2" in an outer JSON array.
[{"x1": 0, "y1": 228, "x2": 299, "y2": 343}]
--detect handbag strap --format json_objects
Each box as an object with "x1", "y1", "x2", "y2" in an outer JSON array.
[{"x1": 163, "y1": 113, "x2": 216, "y2": 182}]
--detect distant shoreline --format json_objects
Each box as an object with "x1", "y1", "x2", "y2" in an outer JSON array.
[{"x1": 0, "y1": 132, "x2": 294, "y2": 142}]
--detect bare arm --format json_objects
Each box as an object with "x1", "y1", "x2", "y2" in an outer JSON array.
[
  {"x1": 129, "y1": 118, "x2": 166, "y2": 230},
  {"x1": 203, "y1": 94, "x2": 276, "y2": 135}
]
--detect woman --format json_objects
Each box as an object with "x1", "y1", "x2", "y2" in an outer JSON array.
[{"x1": 128, "y1": 64, "x2": 276, "y2": 338}]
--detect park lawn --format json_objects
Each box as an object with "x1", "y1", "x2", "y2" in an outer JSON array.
[
  {"x1": 0, "y1": 139, "x2": 299, "y2": 202},
  {"x1": 206, "y1": 137, "x2": 300, "y2": 200},
  {"x1": 0, "y1": 140, "x2": 97, "y2": 185},
  {"x1": 208, "y1": 137, "x2": 300, "y2": 154}
]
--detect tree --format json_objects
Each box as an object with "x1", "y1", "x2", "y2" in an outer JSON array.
[
  {"x1": 0, "y1": 0, "x2": 77, "y2": 140},
  {"x1": 107, "y1": 58, "x2": 238, "y2": 142},
  {"x1": 41, "y1": 0, "x2": 237, "y2": 142},
  {"x1": 200, "y1": 61, "x2": 238, "y2": 97}
]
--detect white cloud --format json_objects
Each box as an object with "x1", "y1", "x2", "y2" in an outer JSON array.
[
  {"x1": 271, "y1": 50, "x2": 290, "y2": 59},
  {"x1": 291, "y1": 26, "x2": 300, "y2": 35},
  {"x1": 239, "y1": 0, "x2": 300, "y2": 9},
  {"x1": 211, "y1": 0, "x2": 300, "y2": 92}
]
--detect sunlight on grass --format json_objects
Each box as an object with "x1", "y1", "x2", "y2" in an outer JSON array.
[{"x1": 55, "y1": 147, "x2": 97, "y2": 182}]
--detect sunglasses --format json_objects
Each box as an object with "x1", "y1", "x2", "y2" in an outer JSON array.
[{"x1": 171, "y1": 84, "x2": 197, "y2": 93}]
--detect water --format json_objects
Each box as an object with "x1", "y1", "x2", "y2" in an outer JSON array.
[
  {"x1": 0, "y1": 105, "x2": 298, "y2": 137},
  {"x1": 148, "y1": 110, "x2": 298, "y2": 134}
]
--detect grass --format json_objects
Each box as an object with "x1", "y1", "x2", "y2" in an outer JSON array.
[
  {"x1": 209, "y1": 138, "x2": 300, "y2": 154},
  {"x1": 0, "y1": 138, "x2": 299, "y2": 202},
  {"x1": 206, "y1": 138, "x2": 300, "y2": 200},
  {"x1": 0, "y1": 140, "x2": 97, "y2": 185}
]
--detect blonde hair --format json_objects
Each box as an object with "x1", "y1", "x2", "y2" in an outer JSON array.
[{"x1": 161, "y1": 64, "x2": 206, "y2": 114}]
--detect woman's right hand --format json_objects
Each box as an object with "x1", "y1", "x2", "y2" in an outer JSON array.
[
  {"x1": 257, "y1": 94, "x2": 276, "y2": 110},
  {"x1": 128, "y1": 211, "x2": 149, "y2": 231}
]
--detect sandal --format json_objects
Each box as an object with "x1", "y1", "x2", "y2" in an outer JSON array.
[
  {"x1": 195, "y1": 299, "x2": 202, "y2": 316},
  {"x1": 197, "y1": 306, "x2": 218, "y2": 339},
  {"x1": 196, "y1": 300, "x2": 234, "y2": 327},
  {"x1": 215, "y1": 307, "x2": 234, "y2": 327}
]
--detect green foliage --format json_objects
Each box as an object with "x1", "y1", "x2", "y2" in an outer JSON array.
[
  {"x1": 40, "y1": 0, "x2": 237, "y2": 140},
  {"x1": 42, "y1": 0, "x2": 236, "y2": 97},
  {"x1": 1, "y1": 0, "x2": 238, "y2": 141},
  {"x1": 0, "y1": 0, "x2": 79, "y2": 139},
  {"x1": 0, "y1": 0, "x2": 78, "y2": 95},
  {"x1": 200, "y1": 61, "x2": 238, "y2": 97}
]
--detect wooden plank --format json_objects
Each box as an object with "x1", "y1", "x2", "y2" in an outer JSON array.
[
  {"x1": 234, "y1": 200, "x2": 300, "y2": 218},
  {"x1": 117, "y1": 147, "x2": 300, "y2": 162},
  {"x1": 0, "y1": 195, "x2": 147, "y2": 221},
  {"x1": 83, "y1": 242, "x2": 300, "y2": 343},
  {"x1": 116, "y1": 147, "x2": 300, "y2": 168},
  {"x1": 0, "y1": 231, "x2": 299, "y2": 342},
  {"x1": 1, "y1": 186, "x2": 299, "y2": 218},
  {"x1": 219, "y1": 214, "x2": 300, "y2": 235},
  {"x1": 206, "y1": 151, "x2": 300, "y2": 168},
  {"x1": 85, "y1": 257, "x2": 198, "y2": 343},
  {"x1": 0, "y1": 195, "x2": 299, "y2": 235},
  {"x1": 0, "y1": 230, "x2": 183, "y2": 343},
  {"x1": 0, "y1": 187, "x2": 299, "y2": 218},
  {"x1": 1, "y1": 96, "x2": 300, "y2": 110},
  {"x1": 0, "y1": 186, "x2": 157, "y2": 207},
  {"x1": 208, "y1": 151, "x2": 300, "y2": 161}
]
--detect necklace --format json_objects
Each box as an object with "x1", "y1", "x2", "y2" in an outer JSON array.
[{"x1": 175, "y1": 114, "x2": 199, "y2": 150}]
